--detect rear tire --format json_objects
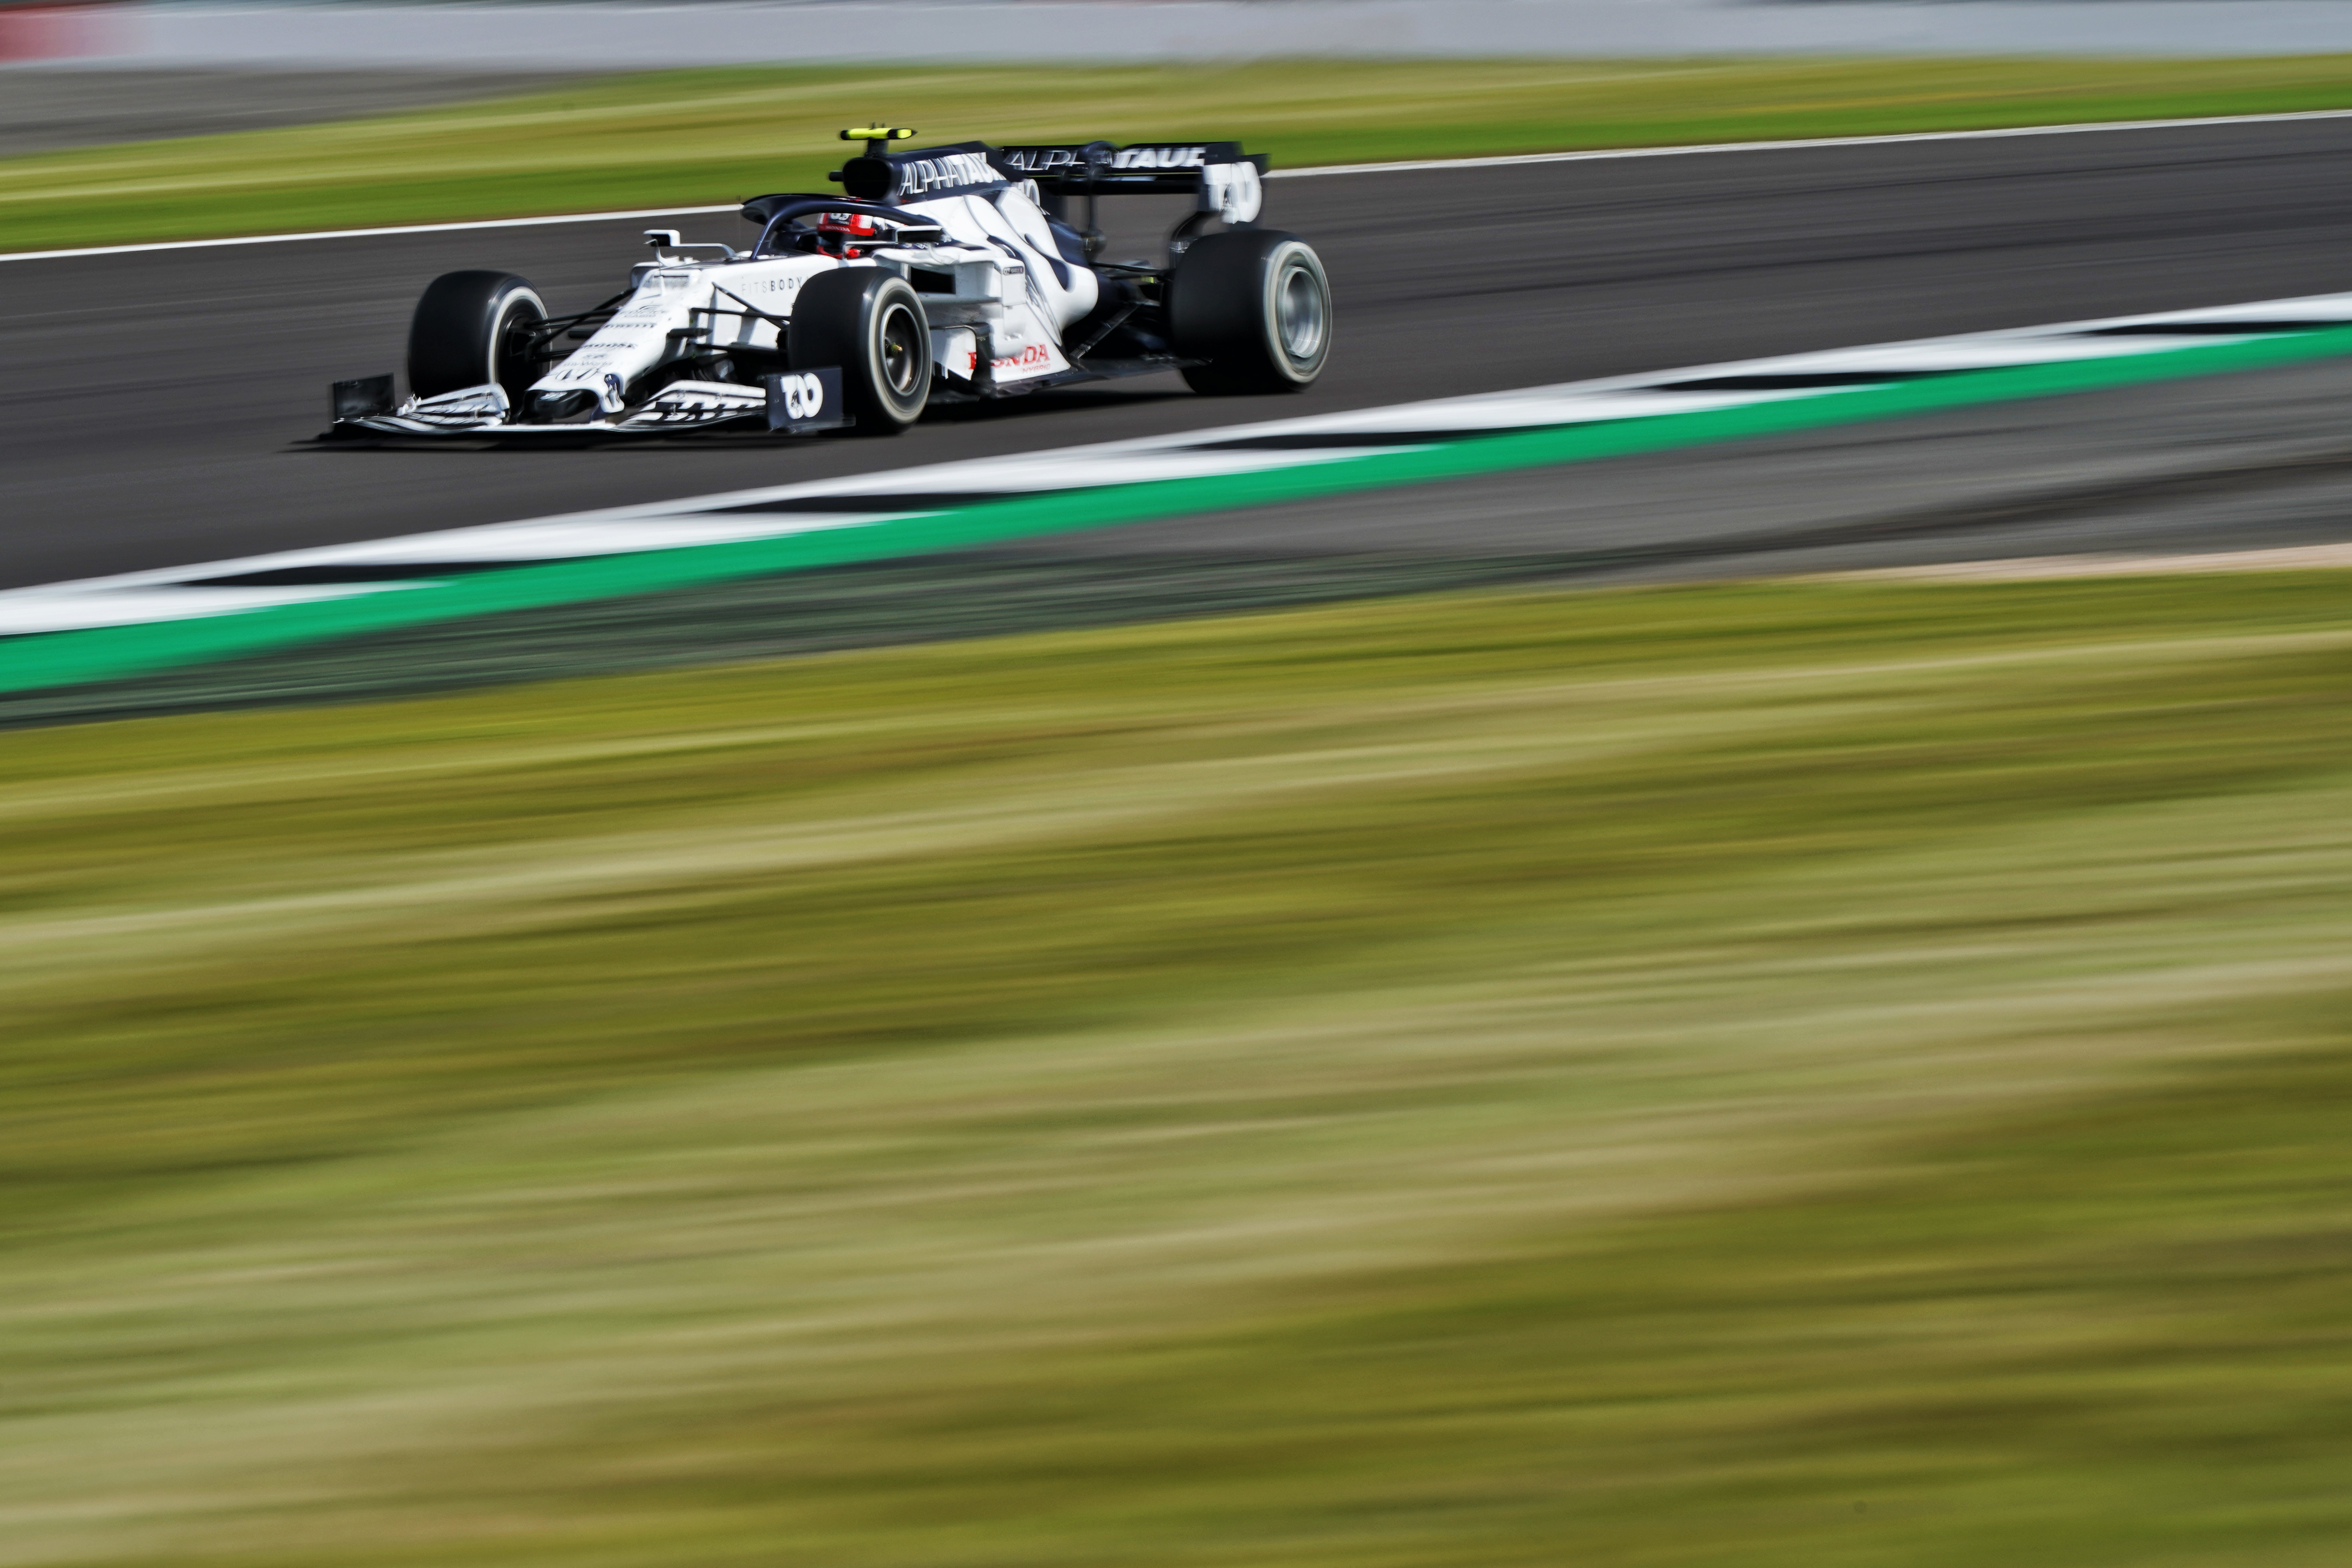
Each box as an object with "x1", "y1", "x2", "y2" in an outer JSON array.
[
  {"x1": 1166, "y1": 231, "x2": 1330, "y2": 395},
  {"x1": 407, "y1": 270, "x2": 547, "y2": 404},
  {"x1": 790, "y1": 267, "x2": 931, "y2": 433}
]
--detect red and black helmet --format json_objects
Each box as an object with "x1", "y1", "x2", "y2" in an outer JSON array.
[{"x1": 815, "y1": 211, "x2": 881, "y2": 258}]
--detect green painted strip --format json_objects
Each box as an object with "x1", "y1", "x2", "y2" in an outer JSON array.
[{"x1": 11, "y1": 323, "x2": 2352, "y2": 699}]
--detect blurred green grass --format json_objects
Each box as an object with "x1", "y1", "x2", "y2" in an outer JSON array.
[
  {"x1": 4, "y1": 571, "x2": 2350, "y2": 1564},
  {"x1": 11, "y1": 56, "x2": 2352, "y2": 249}
]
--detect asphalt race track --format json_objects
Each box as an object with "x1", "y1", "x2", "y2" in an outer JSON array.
[{"x1": 9, "y1": 116, "x2": 2352, "y2": 617}]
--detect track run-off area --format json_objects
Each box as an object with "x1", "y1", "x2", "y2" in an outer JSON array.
[{"x1": 9, "y1": 111, "x2": 2352, "y2": 695}]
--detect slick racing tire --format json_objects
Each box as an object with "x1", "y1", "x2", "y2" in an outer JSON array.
[
  {"x1": 791, "y1": 267, "x2": 932, "y2": 434},
  {"x1": 1166, "y1": 230, "x2": 1330, "y2": 395},
  {"x1": 407, "y1": 270, "x2": 548, "y2": 405}
]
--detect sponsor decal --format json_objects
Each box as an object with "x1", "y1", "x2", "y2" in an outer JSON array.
[
  {"x1": 766, "y1": 367, "x2": 842, "y2": 431},
  {"x1": 773, "y1": 372, "x2": 827, "y2": 421},
  {"x1": 891, "y1": 151, "x2": 1002, "y2": 198},
  {"x1": 1113, "y1": 145, "x2": 1206, "y2": 171},
  {"x1": 624, "y1": 382, "x2": 765, "y2": 426},
  {"x1": 1002, "y1": 146, "x2": 1091, "y2": 175},
  {"x1": 999, "y1": 147, "x2": 1082, "y2": 175},
  {"x1": 999, "y1": 144, "x2": 1212, "y2": 176},
  {"x1": 969, "y1": 342, "x2": 1054, "y2": 375}
]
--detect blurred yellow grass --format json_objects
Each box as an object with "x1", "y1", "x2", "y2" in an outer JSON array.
[
  {"x1": 10, "y1": 56, "x2": 2352, "y2": 249},
  {"x1": 4, "y1": 573, "x2": 2351, "y2": 1565}
]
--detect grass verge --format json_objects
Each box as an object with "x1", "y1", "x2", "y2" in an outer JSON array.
[
  {"x1": 4, "y1": 571, "x2": 2350, "y2": 1565},
  {"x1": 11, "y1": 56, "x2": 2352, "y2": 250}
]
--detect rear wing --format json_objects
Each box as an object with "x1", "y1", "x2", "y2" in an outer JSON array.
[
  {"x1": 993, "y1": 142, "x2": 1265, "y2": 192},
  {"x1": 827, "y1": 138, "x2": 1266, "y2": 225},
  {"x1": 995, "y1": 141, "x2": 1265, "y2": 225}
]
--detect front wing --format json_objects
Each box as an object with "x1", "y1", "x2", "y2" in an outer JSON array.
[{"x1": 324, "y1": 371, "x2": 847, "y2": 441}]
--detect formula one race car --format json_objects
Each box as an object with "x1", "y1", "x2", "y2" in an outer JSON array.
[{"x1": 329, "y1": 128, "x2": 1331, "y2": 439}]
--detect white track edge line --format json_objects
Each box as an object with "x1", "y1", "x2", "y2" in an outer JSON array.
[
  {"x1": 1264, "y1": 106, "x2": 2352, "y2": 177},
  {"x1": 11, "y1": 105, "x2": 2352, "y2": 265}
]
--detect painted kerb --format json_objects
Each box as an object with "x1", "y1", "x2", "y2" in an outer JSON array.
[{"x1": 9, "y1": 324, "x2": 2352, "y2": 699}]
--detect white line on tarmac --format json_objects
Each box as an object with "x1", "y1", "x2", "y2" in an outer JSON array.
[
  {"x1": 10, "y1": 105, "x2": 2352, "y2": 265},
  {"x1": 1262, "y1": 106, "x2": 2352, "y2": 177}
]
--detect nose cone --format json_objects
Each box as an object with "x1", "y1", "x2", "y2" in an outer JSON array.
[{"x1": 528, "y1": 389, "x2": 597, "y2": 424}]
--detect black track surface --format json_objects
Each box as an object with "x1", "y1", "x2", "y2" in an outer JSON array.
[{"x1": 11, "y1": 116, "x2": 2352, "y2": 597}]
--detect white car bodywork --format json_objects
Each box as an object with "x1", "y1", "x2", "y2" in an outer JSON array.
[{"x1": 544, "y1": 180, "x2": 1099, "y2": 415}]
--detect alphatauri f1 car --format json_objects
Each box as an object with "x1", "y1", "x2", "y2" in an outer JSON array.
[{"x1": 330, "y1": 128, "x2": 1330, "y2": 439}]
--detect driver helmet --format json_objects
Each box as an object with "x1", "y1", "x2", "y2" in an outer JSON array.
[{"x1": 816, "y1": 211, "x2": 881, "y2": 258}]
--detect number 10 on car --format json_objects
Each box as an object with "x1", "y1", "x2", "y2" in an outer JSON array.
[{"x1": 766, "y1": 368, "x2": 842, "y2": 431}]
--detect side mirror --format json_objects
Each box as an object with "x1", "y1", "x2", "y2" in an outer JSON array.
[{"x1": 642, "y1": 229, "x2": 682, "y2": 250}]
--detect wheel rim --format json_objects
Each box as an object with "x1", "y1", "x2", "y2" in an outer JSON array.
[
  {"x1": 490, "y1": 293, "x2": 546, "y2": 399},
  {"x1": 1276, "y1": 260, "x2": 1327, "y2": 364},
  {"x1": 877, "y1": 300, "x2": 922, "y2": 398}
]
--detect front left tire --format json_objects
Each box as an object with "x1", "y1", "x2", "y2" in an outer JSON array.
[
  {"x1": 789, "y1": 267, "x2": 932, "y2": 434},
  {"x1": 407, "y1": 270, "x2": 548, "y2": 405}
]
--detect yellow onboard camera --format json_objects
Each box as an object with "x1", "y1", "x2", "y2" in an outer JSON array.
[{"x1": 841, "y1": 127, "x2": 918, "y2": 156}]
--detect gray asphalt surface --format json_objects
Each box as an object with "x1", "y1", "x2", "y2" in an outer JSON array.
[
  {"x1": 1006, "y1": 352, "x2": 2352, "y2": 577},
  {"x1": 0, "y1": 69, "x2": 603, "y2": 156},
  {"x1": 7, "y1": 115, "x2": 2352, "y2": 596}
]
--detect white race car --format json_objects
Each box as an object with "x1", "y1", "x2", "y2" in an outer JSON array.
[{"x1": 330, "y1": 128, "x2": 1331, "y2": 440}]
